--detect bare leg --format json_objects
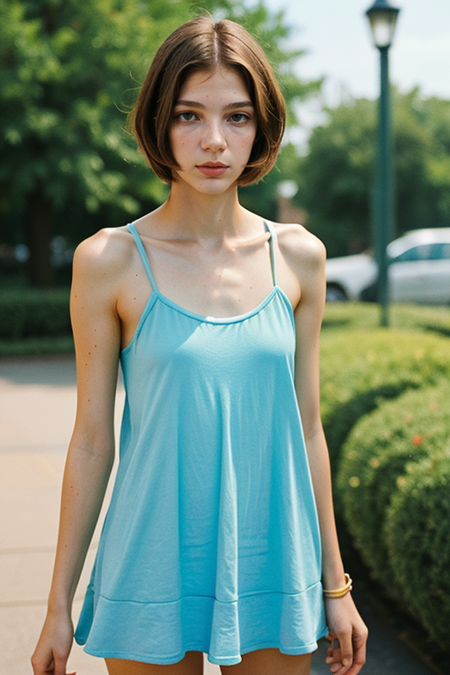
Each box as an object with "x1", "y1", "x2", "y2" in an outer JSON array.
[
  {"x1": 105, "y1": 651, "x2": 204, "y2": 675},
  {"x1": 219, "y1": 648, "x2": 312, "y2": 675}
]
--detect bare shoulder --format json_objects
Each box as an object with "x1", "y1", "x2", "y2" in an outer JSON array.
[
  {"x1": 73, "y1": 226, "x2": 133, "y2": 283},
  {"x1": 270, "y1": 221, "x2": 326, "y2": 278},
  {"x1": 71, "y1": 226, "x2": 137, "y2": 318}
]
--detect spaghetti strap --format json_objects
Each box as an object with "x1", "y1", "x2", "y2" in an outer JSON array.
[
  {"x1": 127, "y1": 223, "x2": 159, "y2": 293},
  {"x1": 127, "y1": 220, "x2": 276, "y2": 293},
  {"x1": 263, "y1": 220, "x2": 278, "y2": 287}
]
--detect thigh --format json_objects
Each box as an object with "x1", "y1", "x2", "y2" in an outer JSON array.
[
  {"x1": 219, "y1": 648, "x2": 312, "y2": 675},
  {"x1": 105, "y1": 651, "x2": 204, "y2": 675}
]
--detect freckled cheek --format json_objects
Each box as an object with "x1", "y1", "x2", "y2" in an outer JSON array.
[
  {"x1": 239, "y1": 132, "x2": 257, "y2": 158},
  {"x1": 242, "y1": 132, "x2": 255, "y2": 146},
  {"x1": 170, "y1": 133, "x2": 197, "y2": 163},
  {"x1": 240, "y1": 126, "x2": 257, "y2": 144}
]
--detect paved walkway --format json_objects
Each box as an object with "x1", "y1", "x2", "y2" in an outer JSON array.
[{"x1": 0, "y1": 356, "x2": 439, "y2": 675}]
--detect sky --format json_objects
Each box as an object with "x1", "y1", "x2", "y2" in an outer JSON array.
[{"x1": 256, "y1": 0, "x2": 450, "y2": 141}]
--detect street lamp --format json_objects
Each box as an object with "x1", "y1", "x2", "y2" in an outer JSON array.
[{"x1": 365, "y1": 0, "x2": 400, "y2": 327}]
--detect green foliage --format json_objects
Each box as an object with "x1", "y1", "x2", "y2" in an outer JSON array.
[
  {"x1": 0, "y1": 335, "x2": 74, "y2": 357},
  {"x1": 299, "y1": 98, "x2": 376, "y2": 256},
  {"x1": 298, "y1": 89, "x2": 450, "y2": 257},
  {"x1": 0, "y1": 0, "x2": 186, "y2": 219},
  {"x1": 0, "y1": 288, "x2": 70, "y2": 339},
  {"x1": 337, "y1": 382, "x2": 450, "y2": 584},
  {"x1": 336, "y1": 375, "x2": 450, "y2": 650},
  {"x1": 0, "y1": 0, "x2": 320, "y2": 250},
  {"x1": 319, "y1": 306, "x2": 450, "y2": 566},
  {"x1": 319, "y1": 329, "x2": 450, "y2": 471},
  {"x1": 410, "y1": 94, "x2": 450, "y2": 223},
  {"x1": 385, "y1": 451, "x2": 450, "y2": 647}
]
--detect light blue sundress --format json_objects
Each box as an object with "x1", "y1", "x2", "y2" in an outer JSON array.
[{"x1": 74, "y1": 219, "x2": 328, "y2": 665}]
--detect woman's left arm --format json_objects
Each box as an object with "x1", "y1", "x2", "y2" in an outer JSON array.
[{"x1": 287, "y1": 227, "x2": 368, "y2": 675}]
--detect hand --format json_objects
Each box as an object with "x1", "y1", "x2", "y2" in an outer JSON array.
[
  {"x1": 324, "y1": 593, "x2": 368, "y2": 675},
  {"x1": 31, "y1": 610, "x2": 76, "y2": 675}
]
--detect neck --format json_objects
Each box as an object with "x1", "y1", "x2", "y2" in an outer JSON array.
[{"x1": 157, "y1": 182, "x2": 253, "y2": 244}]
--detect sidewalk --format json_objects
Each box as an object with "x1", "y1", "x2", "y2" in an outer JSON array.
[{"x1": 0, "y1": 355, "x2": 439, "y2": 675}]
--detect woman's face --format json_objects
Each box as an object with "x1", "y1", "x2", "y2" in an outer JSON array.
[{"x1": 168, "y1": 67, "x2": 258, "y2": 194}]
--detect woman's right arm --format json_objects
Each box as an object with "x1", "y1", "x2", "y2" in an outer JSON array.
[{"x1": 32, "y1": 231, "x2": 125, "y2": 675}]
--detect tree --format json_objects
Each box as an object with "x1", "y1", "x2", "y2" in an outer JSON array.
[
  {"x1": 296, "y1": 88, "x2": 450, "y2": 258},
  {"x1": 411, "y1": 94, "x2": 450, "y2": 224},
  {"x1": 0, "y1": 0, "x2": 320, "y2": 287},
  {"x1": 0, "y1": 0, "x2": 177, "y2": 285}
]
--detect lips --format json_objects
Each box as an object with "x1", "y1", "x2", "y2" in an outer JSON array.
[{"x1": 196, "y1": 162, "x2": 229, "y2": 177}]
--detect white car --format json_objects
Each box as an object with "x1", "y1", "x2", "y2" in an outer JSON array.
[{"x1": 325, "y1": 228, "x2": 450, "y2": 304}]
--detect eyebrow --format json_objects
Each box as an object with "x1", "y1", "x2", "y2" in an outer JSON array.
[{"x1": 175, "y1": 99, "x2": 254, "y2": 111}]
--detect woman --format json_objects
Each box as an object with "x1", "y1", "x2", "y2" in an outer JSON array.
[{"x1": 32, "y1": 15, "x2": 368, "y2": 675}]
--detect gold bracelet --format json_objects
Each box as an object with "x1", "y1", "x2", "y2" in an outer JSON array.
[{"x1": 323, "y1": 573, "x2": 353, "y2": 598}]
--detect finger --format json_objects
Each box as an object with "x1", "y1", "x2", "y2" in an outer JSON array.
[
  {"x1": 345, "y1": 632, "x2": 368, "y2": 675},
  {"x1": 53, "y1": 653, "x2": 69, "y2": 675},
  {"x1": 333, "y1": 631, "x2": 353, "y2": 674},
  {"x1": 326, "y1": 634, "x2": 338, "y2": 657},
  {"x1": 326, "y1": 641, "x2": 337, "y2": 654},
  {"x1": 30, "y1": 656, "x2": 53, "y2": 675},
  {"x1": 325, "y1": 646, "x2": 342, "y2": 665},
  {"x1": 330, "y1": 662, "x2": 351, "y2": 675},
  {"x1": 326, "y1": 649, "x2": 350, "y2": 675},
  {"x1": 332, "y1": 635, "x2": 367, "y2": 675}
]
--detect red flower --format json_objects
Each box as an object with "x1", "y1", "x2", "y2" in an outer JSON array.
[{"x1": 413, "y1": 435, "x2": 423, "y2": 446}]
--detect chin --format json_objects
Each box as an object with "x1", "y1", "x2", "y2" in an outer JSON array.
[
  {"x1": 184, "y1": 178, "x2": 236, "y2": 194},
  {"x1": 198, "y1": 183, "x2": 236, "y2": 195}
]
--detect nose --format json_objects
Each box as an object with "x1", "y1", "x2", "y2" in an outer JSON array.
[{"x1": 201, "y1": 120, "x2": 226, "y2": 152}]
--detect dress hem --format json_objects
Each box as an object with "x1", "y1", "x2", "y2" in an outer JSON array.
[
  {"x1": 75, "y1": 583, "x2": 328, "y2": 665},
  {"x1": 79, "y1": 630, "x2": 329, "y2": 666}
]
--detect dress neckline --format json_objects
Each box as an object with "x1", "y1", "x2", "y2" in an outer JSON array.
[
  {"x1": 121, "y1": 286, "x2": 294, "y2": 355},
  {"x1": 121, "y1": 219, "x2": 293, "y2": 354},
  {"x1": 155, "y1": 284, "x2": 280, "y2": 324}
]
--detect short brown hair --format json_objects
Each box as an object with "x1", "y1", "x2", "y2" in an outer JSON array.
[{"x1": 131, "y1": 15, "x2": 286, "y2": 185}]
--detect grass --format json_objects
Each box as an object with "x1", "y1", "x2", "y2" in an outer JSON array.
[{"x1": 322, "y1": 301, "x2": 450, "y2": 336}]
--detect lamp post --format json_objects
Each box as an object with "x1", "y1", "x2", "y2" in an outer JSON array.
[{"x1": 365, "y1": 0, "x2": 400, "y2": 327}]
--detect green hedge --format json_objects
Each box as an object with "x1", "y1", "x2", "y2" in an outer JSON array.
[
  {"x1": 0, "y1": 288, "x2": 71, "y2": 340},
  {"x1": 337, "y1": 381, "x2": 450, "y2": 588},
  {"x1": 318, "y1": 330, "x2": 450, "y2": 564},
  {"x1": 319, "y1": 323, "x2": 450, "y2": 651},
  {"x1": 0, "y1": 336, "x2": 74, "y2": 356},
  {"x1": 320, "y1": 330, "x2": 450, "y2": 472},
  {"x1": 385, "y1": 452, "x2": 450, "y2": 647}
]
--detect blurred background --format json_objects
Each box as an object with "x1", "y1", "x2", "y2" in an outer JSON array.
[
  {"x1": 1, "y1": 2, "x2": 450, "y2": 674},
  {"x1": 1, "y1": 0, "x2": 450, "y2": 295}
]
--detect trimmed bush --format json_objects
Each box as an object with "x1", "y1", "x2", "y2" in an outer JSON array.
[
  {"x1": 384, "y1": 452, "x2": 450, "y2": 648},
  {"x1": 0, "y1": 336, "x2": 74, "y2": 357},
  {"x1": 337, "y1": 382, "x2": 450, "y2": 584},
  {"x1": 0, "y1": 288, "x2": 71, "y2": 339},
  {"x1": 320, "y1": 330, "x2": 450, "y2": 471}
]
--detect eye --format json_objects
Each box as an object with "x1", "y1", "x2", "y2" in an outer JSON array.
[
  {"x1": 177, "y1": 112, "x2": 197, "y2": 122},
  {"x1": 229, "y1": 113, "x2": 249, "y2": 123}
]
